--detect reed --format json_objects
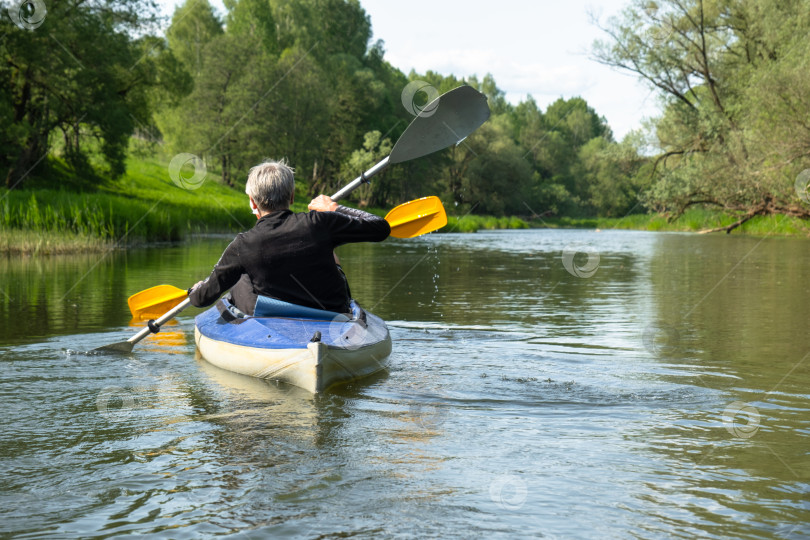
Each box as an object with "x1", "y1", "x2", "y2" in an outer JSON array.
[
  {"x1": 1, "y1": 157, "x2": 251, "y2": 252},
  {"x1": 535, "y1": 209, "x2": 810, "y2": 237},
  {"x1": 443, "y1": 214, "x2": 529, "y2": 233},
  {"x1": 0, "y1": 228, "x2": 111, "y2": 255}
]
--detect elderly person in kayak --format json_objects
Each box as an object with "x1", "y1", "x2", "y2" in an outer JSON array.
[{"x1": 188, "y1": 159, "x2": 390, "y2": 315}]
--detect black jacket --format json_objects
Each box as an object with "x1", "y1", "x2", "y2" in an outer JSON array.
[{"x1": 189, "y1": 206, "x2": 390, "y2": 313}]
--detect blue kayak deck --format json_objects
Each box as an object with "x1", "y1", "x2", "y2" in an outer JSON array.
[{"x1": 195, "y1": 299, "x2": 381, "y2": 350}]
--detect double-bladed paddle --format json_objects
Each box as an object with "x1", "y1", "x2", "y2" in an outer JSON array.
[
  {"x1": 93, "y1": 85, "x2": 489, "y2": 353},
  {"x1": 331, "y1": 85, "x2": 490, "y2": 201},
  {"x1": 92, "y1": 196, "x2": 448, "y2": 353}
]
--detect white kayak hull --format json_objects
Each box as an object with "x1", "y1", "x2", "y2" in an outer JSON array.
[{"x1": 194, "y1": 299, "x2": 392, "y2": 393}]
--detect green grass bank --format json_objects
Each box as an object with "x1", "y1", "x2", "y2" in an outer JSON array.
[
  {"x1": 536, "y1": 209, "x2": 810, "y2": 237},
  {"x1": 1, "y1": 157, "x2": 265, "y2": 254},
  {"x1": 1, "y1": 156, "x2": 531, "y2": 254},
  {"x1": 4, "y1": 157, "x2": 807, "y2": 255}
]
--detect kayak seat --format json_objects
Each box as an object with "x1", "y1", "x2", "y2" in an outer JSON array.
[{"x1": 253, "y1": 295, "x2": 351, "y2": 321}]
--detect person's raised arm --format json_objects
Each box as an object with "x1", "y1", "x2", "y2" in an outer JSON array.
[
  {"x1": 188, "y1": 238, "x2": 245, "y2": 307},
  {"x1": 308, "y1": 195, "x2": 390, "y2": 243}
]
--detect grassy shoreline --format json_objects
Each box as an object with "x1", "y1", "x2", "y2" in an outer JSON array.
[
  {"x1": 535, "y1": 209, "x2": 810, "y2": 237},
  {"x1": 3, "y1": 157, "x2": 808, "y2": 254},
  {"x1": 1, "y1": 156, "x2": 256, "y2": 254}
]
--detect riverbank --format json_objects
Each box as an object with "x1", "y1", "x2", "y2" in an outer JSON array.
[
  {"x1": 1, "y1": 157, "x2": 260, "y2": 254},
  {"x1": 536, "y1": 209, "x2": 810, "y2": 237},
  {"x1": 4, "y1": 157, "x2": 808, "y2": 255},
  {"x1": 0, "y1": 156, "x2": 533, "y2": 254}
]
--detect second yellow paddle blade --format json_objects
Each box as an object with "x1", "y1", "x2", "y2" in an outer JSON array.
[
  {"x1": 128, "y1": 284, "x2": 188, "y2": 320},
  {"x1": 385, "y1": 196, "x2": 448, "y2": 239}
]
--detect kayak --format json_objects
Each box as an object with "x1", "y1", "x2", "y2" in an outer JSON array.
[{"x1": 194, "y1": 298, "x2": 392, "y2": 393}]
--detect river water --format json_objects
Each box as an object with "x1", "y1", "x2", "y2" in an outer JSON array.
[{"x1": 0, "y1": 229, "x2": 808, "y2": 538}]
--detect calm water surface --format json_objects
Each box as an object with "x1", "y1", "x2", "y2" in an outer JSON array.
[{"x1": 0, "y1": 229, "x2": 808, "y2": 538}]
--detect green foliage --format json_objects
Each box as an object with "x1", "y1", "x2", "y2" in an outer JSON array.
[
  {"x1": 594, "y1": 0, "x2": 810, "y2": 219},
  {"x1": 340, "y1": 131, "x2": 393, "y2": 206},
  {"x1": 0, "y1": 156, "x2": 250, "y2": 249},
  {"x1": 0, "y1": 0, "x2": 174, "y2": 188},
  {"x1": 458, "y1": 115, "x2": 534, "y2": 215},
  {"x1": 166, "y1": 0, "x2": 224, "y2": 77},
  {"x1": 2, "y1": 0, "x2": 649, "y2": 226},
  {"x1": 541, "y1": 208, "x2": 810, "y2": 237},
  {"x1": 443, "y1": 215, "x2": 529, "y2": 234},
  {"x1": 573, "y1": 133, "x2": 649, "y2": 216}
]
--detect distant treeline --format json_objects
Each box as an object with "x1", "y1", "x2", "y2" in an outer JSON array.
[
  {"x1": 3, "y1": 0, "x2": 810, "y2": 222},
  {"x1": 153, "y1": 0, "x2": 648, "y2": 217}
]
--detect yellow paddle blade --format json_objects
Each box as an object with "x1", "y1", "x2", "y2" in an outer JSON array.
[
  {"x1": 385, "y1": 196, "x2": 447, "y2": 239},
  {"x1": 128, "y1": 284, "x2": 188, "y2": 320}
]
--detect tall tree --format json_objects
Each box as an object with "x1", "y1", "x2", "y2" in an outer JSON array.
[
  {"x1": 593, "y1": 0, "x2": 810, "y2": 223},
  {"x1": 166, "y1": 0, "x2": 224, "y2": 77},
  {"x1": 1, "y1": 0, "x2": 170, "y2": 188}
]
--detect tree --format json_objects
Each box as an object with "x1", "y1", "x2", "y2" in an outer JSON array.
[
  {"x1": 339, "y1": 130, "x2": 392, "y2": 207},
  {"x1": 166, "y1": 0, "x2": 224, "y2": 77},
  {"x1": 593, "y1": 0, "x2": 810, "y2": 224},
  {"x1": 445, "y1": 115, "x2": 533, "y2": 216},
  {"x1": 1, "y1": 0, "x2": 169, "y2": 188},
  {"x1": 159, "y1": 32, "x2": 272, "y2": 187},
  {"x1": 573, "y1": 134, "x2": 648, "y2": 217}
]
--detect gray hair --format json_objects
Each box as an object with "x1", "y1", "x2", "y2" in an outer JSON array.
[{"x1": 245, "y1": 160, "x2": 295, "y2": 212}]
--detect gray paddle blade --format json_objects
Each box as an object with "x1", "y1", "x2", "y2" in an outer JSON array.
[
  {"x1": 91, "y1": 341, "x2": 134, "y2": 354},
  {"x1": 390, "y1": 85, "x2": 490, "y2": 164}
]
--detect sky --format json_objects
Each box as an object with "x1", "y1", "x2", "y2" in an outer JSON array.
[{"x1": 160, "y1": 0, "x2": 660, "y2": 140}]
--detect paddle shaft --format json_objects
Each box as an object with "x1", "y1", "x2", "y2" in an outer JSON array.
[
  {"x1": 331, "y1": 156, "x2": 390, "y2": 202},
  {"x1": 329, "y1": 85, "x2": 490, "y2": 202},
  {"x1": 133, "y1": 297, "x2": 190, "y2": 343}
]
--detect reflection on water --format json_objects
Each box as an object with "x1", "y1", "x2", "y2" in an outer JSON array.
[
  {"x1": 0, "y1": 230, "x2": 808, "y2": 537},
  {"x1": 131, "y1": 320, "x2": 187, "y2": 354}
]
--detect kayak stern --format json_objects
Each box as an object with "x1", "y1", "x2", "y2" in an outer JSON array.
[{"x1": 194, "y1": 299, "x2": 392, "y2": 393}]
